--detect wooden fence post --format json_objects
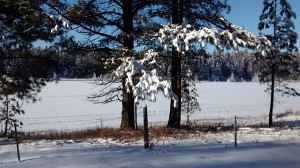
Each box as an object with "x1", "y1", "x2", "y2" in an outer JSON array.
[
  {"x1": 143, "y1": 106, "x2": 149, "y2": 149},
  {"x1": 234, "y1": 116, "x2": 237, "y2": 147},
  {"x1": 14, "y1": 123, "x2": 21, "y2": 162}
]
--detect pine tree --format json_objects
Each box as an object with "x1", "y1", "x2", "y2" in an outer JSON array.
[
  {"x1": 155, "y1": 0, "x2": 230, "y2": 128},
  {"x1": 0, "y1": 0, "x2": 66, "y2": 49},
  {"x1": 0, "y1": 0, "x2": 62, "y2": 136},
  {"x1": 0, "y1": 0, "x2": 64, "y2": 97},
  {"x1": 181, "y1": 53, "x2": 200, "y2": 125},
  {"x1": 0, "y1": 95, "x2": 25, "y2": 136},
  {"x1": 258, "y1": 0, "x2": 299, "y2": 127},
  {"x1": 45, "y1": 0, "x2": 161, "y2": 129}
]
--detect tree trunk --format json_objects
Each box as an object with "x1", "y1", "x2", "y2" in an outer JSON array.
[
  {"x1": 167, "y1": 0, "x2": 182, "y2": 128},
  {"x1": 4, "y1": 95, "x2": 9, "y2": 137},
  {"x1": 179, "y1": 0, "x2": 184, "y2": 24},
  {"x1": 269, "y1": 64, "x2": 275, "y2": 127},
  {"x1": 187, "y1": 85, "x2": 190, "y2": 125},
  {"x1": 123, "y1": 0, "x2": 134, "y2": 50},
  {"x1": 269, "y1": 0, "x2": 277, "y2": 128},
  {"x1": 120, "y1": 78, "x2": 135, "y2": 129},
  {"x1": 120, "y1": 0, "x2": 135, "y2": 129},
  {"x1": 167, "y1": 52, "x2": 182, "y2": 128}
]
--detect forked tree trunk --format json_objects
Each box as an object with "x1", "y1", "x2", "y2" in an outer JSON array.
[
  {"x1": 120, "y1": 0, "x2": 135, "y2": 129},
  {"x1": 167, "y1": 0, "x2": 182, "y2": 128}
]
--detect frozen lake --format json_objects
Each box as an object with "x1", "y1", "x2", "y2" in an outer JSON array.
[{"x1": 10, "y1": 80, "x2": 300, "y2": 131}]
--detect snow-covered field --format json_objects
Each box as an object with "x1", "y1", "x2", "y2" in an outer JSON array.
[
  {"x1": 1, "y1": 81, "x2": 300, "y2": 168},
  {"x1": 10, "y1": 80, "x2": 300, "y2": 131}
]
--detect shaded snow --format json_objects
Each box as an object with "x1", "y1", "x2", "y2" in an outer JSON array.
[{"x1": 1, "y1": 128, "x2": 300, "y2": 168}]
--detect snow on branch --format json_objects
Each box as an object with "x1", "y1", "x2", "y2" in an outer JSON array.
[
  {"x1": 49, "y1": 15, "x2": 71, "y2": 34},
  {"x1": 158, "y1": 23, "x2": 272, "y2": 54},
  {"x1": 114, "y1": 49, "x2": 177, "y2": 104}
]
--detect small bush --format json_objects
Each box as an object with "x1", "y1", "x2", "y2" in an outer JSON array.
[{"x1": 275, "y1": 109, "x2": 295, "y2": 119}]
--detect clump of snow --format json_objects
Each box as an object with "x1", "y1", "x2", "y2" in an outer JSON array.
[
  {"x1": 50, "y1": 15, "x2": 71, "y2": 34},
  {"x1": 158, "y1": 23, "x2": 272, "y2": 54},
  {"x1": 50, "y1": 25, "x2": 59, "y2": 34},
  {"x1": 114, "y1": 49, "x2": 177, "y2": 104}
]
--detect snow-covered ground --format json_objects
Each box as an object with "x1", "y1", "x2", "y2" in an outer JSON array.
[
  {"x1": 1, "y1": 81, "x2": 300, "y2": 168},
  {"x1": 1, "y1": 127, "x2": 300, "y2": 168},
  {"x1": 10, "y1": 80, "x2": 300, "y2": 131}
]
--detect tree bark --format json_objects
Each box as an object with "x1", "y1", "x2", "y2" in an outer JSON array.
[
  {"x1": 120, "y1": 78, "x2": 135, "y2": 129},
  {"x1": 120, "y1": 0, "x2": 135, "y2": 129},
  {"x1": 269, "y1": 64, "x2": 275, "y2": 127},
  {"x1": 167, "y1": 52, "x2": 182, "y2": 128},
  {"x1": 123, "y1": 0, "x2": 134, "y2": 50},
  {"x1": 269, "y1": 0, "x2": 277, "y2": 127},
  {"x1": 167, "y1": 0, "x2": 182, "y2": 128}
]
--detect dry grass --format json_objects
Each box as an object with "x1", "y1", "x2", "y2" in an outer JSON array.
[
  {"x1": 19, "y1": 125, "x2": 201, "y2": 141},
  {"x1": 13, "y1": 110, "x2": 300, "y2": 141},
  {"x1": 22, "y1": 127, "x2": 141, "y2": 141}
]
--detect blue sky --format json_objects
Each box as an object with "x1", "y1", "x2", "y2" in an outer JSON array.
[
  {"x1": 41, "y1": 0, "x2": 300, "y2": 51},
  {"x1": 225, "y1": 0, "x2": 300, "y2": 50}
]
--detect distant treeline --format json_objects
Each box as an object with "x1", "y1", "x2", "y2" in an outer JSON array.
[
  {"x1": 50, "y1": 50, "x2": 300, "y2": 82},
  {"x1": 3, "y1": 48, "x2": 298, "y2": 82}
]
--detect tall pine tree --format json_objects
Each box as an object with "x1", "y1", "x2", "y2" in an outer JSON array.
[
  {"x1": 258, "y1": 0, "x2": 299, "y2": 127},
  {"x1": 0, "y1": 0, "x2": 63, "y2": 136},
  {"x1": 155, "y1": 0, "x2": 230, "y2": 128},
  {"x1": 44, "y1": 0, "x2": 161, "y2": 129}
]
